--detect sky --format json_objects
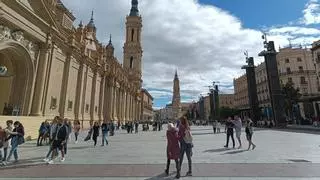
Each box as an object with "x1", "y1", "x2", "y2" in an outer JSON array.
[{"x1": 61, "y1": 0, "x2": 320, "y2": 109}]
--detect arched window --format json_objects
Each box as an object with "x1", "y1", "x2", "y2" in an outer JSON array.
[
  {"x1": 131, "y1": 29, "x2": 134, "y2": 41},
  {"x1": 130, "y1": 56, "x2": 134, "y2": 68}
]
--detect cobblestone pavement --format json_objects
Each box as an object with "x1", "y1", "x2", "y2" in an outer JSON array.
[{"x1": 1, "y1": 126, "x2": 320, "y2": 180}]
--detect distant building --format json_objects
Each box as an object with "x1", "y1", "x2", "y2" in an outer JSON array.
[
  {"x1": 140, "y1": 89, "x2": 153, "y2": 121},
  {"x1": 233, "y1": 75, "x2": 249, "y2": 111},
  {"x1": 219, "y1": 94, "x2": 234, "y2": 108}
]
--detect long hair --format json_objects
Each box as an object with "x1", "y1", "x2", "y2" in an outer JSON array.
[{"x1": 180, "y1": 116, "x2": 189, "y2": 129}]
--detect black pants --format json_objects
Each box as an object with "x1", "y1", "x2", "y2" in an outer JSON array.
[
  {"x1": 213, "y1": 127, "x2": 216, "y2": 134},
  {"x1": 166, "y1": 159, "x2": 180, "y2": 172},
  {"x1": 37, "y1": 133, "x2": 44, "y2": 146},
  {"x1": 75, "y1": 132, "x2": 79, "y2": 141},
  {"x1": 93, "y1": 135, "x2": 97, "y2": 146},
  {"x1": 226, "y1": 129, "x2": 235, "y2": 148},
  {"x1": 64, "y1": 142, "x2": 68, "y2": 154},
  {"x1": 179, "y1": 141, "x2": 192, "y2": 172}
]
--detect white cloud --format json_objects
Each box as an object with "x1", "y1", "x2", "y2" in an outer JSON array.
[
  {"x1": 61, "y1": 0, "x2": 320, "y2": 107},
  {"x1": 301, "y1": 0, "x2": 320, "y2": 25}
]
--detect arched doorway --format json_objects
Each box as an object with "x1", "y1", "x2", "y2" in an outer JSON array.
[{"x1": 0, "y1": 40, "x2": 34, "y2": 116}]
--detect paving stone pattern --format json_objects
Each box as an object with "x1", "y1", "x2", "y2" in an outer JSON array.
[{"x1": 1, "y1": 126, "x2": 320, "y2": 179}]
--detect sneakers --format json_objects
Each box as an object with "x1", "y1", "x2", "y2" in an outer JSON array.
[
  {"x1": 186, "y1": 171, "x2": 192, "y2": 176},
  {"x1": 60, "y1": 157, "x2": 65, "y2": 162},
  {"x1": 47, "y1": 160, "x2": 54, "y2": 164},
  {"x1": 75, "y1": 141, "x2": 78, "y2": 144},
  {"x1": 43, "y1": 158, "x2": 49, "y2": 162},
  {"x1": 1, "y1": 161, "x2": 7, "y2": 166},
  {"x1": 252, "y1": 144, "x2": 256, "y2": 150},
  {"x1": 165, "y1": 169, "x2": 169, "y2": 176}
]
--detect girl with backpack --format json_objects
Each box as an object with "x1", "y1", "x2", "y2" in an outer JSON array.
[{"x1": 178, "y1": 116, "x2": 193, "y2": 177}]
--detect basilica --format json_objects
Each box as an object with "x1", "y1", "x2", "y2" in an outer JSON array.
[{"x1": 0, "y1": 0, "x2": 143, "y2": 126}]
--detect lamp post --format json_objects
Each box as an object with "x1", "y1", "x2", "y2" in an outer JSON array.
[
  {"x1": 258, "y1": 33, "x2": 287, "y2": 127},
  {"x1": 241, "y1": 53, "x2": 260, "y2": 124}
]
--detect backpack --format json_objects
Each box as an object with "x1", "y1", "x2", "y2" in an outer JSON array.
[{"x1": 183, "y1": 128, "x2": 193, "y2": 144}]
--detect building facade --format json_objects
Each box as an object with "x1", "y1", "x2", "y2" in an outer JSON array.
[
  {"x1": 255, "y1": 62, "x2": 272, "y2": 119},
  {"x1": 0, "y1": 0, "x2": 143, "y2": 124},
  {"x1": 277, "y1": 47, "x2": 320, "y2": 118},
  {"x1": 219, "y1": 94, "x2": 234, "y2": 108},
  {"x1": 233, "y1": 75, "x2": 249, "y2": 110},
  {"x1": 171, "y1": 70, "x2": 181, "y2": 119},
  {"x1": 140, "y1": 88, "x2": 153, "y2": 121}
]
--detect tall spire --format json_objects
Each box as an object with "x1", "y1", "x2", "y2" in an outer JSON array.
[
  {"x1": 129, "y1": 0, "x2": 139, "y2": 16},
  {"x1": 109, "y1": 34, "x2": 112, "y2": 44},
  {"x1": 174, "y1": 69, "x2": 178, "y2": 79},
  {"x1": 106, "y1": 34, "x2": 114, "y2": 49},
  {"x1": 88, "y1": 10, "x2": 95, "y2": 28}
]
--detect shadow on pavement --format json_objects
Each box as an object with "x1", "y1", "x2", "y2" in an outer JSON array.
[
  {"x1": 203, "y1": 148, "x2": 230, "y2": 153},
  {"x1": 144, "y1": 172, "x2": 177, "y2": 180},
  {"x1": 192, "y1": 132, "x2": 213, "y2": 136},
  {"x1": 68, "y1": 145, "x2": 94, "y2": 150},
  {"x1": 190, "y1": 128, "x2": 212, "y2": 131},
  {"x1": 222, "y1": 149, "x2": 247, "y2": 155}
]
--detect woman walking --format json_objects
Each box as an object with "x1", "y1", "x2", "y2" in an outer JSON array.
[
  {"x1": 245, "y1": 118, "x2": 256, "y2": 150},
  {"x1": 178, "y1": 116, "x2": 193, "y2": 177},
  {"x1": 165, "y1": 123, "x2": 180, "y2": 179},
  {"x1": 6, "y1": 121, "x2": 25, "y2": 163},
  {"x1": 92, "y1": 121, "x2": 100, "y2": 147}
]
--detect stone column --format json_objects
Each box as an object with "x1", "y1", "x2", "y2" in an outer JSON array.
[
  {"x1": 58, "y1": 53, "x2": 72, "y2": 118},
  {"x1": 118, "y1": 88, "x2": 123, "y2": 123},
  {"x1": 103, "y1": 77, "x2": 114, "y2": 121},
  {"x1": 74, "y1": 61, "x2": 84, "y2": 120},
  {"x1": 30, "y1": 43, "x2": 51, "y2": 116},
  {"x1": 112, "y1": 83, "x2": 118, "y2": 121},
  {"x1": 123, "y1": 91, "x2": 127, "y2": 122},
  {"x1": 128, "y1": 91, "x2": 132, "y2": 121},
  {"x1": 98, "y1": 75, "x2": 105, "y2": 121},
  {"x1": 125, "y1": 91, "x2": 130, "y2": 122},
  {"x1": 90, "y1": 71, "x2": 97, "y2": 121}
]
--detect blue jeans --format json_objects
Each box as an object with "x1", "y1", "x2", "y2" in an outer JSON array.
[
  {"x1": 102, "y1": 131, "x2": 108, "y2": 145},
  {"x1": 7, "y1": 140, "x2": 19, "y2": 161}
]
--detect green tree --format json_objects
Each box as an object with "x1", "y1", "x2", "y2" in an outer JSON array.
[
  {"x1": 219, "y1": 107, "x2": 240, "y2": 119},
  {"x1": 281, "y1": 81, "x2": 301, "y2": 118}
]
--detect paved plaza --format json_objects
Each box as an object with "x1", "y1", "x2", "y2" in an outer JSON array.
[{"x1": 1, "y1": 126, "x2": 320, "y2": 179}]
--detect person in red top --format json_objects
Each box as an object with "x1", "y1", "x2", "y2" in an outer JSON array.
[
  {"x1": 178, "y1": 116, "x2": 193, "y2": 177},
  {"x1": 165, "y1": 123, "x2": 180, "y2": 179}
]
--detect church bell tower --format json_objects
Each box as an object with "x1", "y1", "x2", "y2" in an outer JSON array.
[{"x1": 123, "y1": 0, "x2": 143, "y2": 88}]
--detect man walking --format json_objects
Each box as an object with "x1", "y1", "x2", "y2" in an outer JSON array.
[
  {"x1": 224, "y1": 117, "x2": 235, "y2": 148},
  {"x1": 233, "y1": 115, "x2": 242, "y2": 149}
]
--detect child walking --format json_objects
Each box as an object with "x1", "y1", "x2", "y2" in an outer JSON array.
[{"x1": 165, "y1": 123, "x2": 180, "y2": 179}]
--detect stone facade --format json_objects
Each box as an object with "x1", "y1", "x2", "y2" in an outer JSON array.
[
  {"x1": 219, "y1": 94, "x2": 234, "y2": 108},
  {"x1": 140, "y1": 88, "x2": 153, "y2": 121},
  {"x1": 171, "y1": 70, "x2": 181, "y2": 119},
  {"x1": 0, "y1": 0, "x2": 143, "y2": 124},
  {"x1": 233, "y1": 75, "x2": 249, "y2": 110}
]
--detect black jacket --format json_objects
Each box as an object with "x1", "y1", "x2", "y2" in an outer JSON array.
[
  {"x1": 93, "y1": 125, "x2": 100, "y2": 137},
  {"x1": 54, "y1": 124, "x2": 67, "y2": 141}
]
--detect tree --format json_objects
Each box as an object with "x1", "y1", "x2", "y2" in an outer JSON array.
[
  {"x1": 281, "y1": 81, "x2": 301, "y2": 119},
  {"x1": 219, "y1": 107, "x2": 240, "y2": 119}
]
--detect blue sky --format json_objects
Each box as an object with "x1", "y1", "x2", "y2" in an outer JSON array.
[
  {"x1": 63, "y1": 0, "x2": 320, "y2": 109},
  {"x1": 200, "y1": 0, "x2": 309, "y2": 28}
]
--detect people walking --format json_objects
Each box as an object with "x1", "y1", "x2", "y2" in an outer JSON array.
[
  {"x1": 6, "y1": 121, "x2": 25, "y2": 163},
  {"x1": 101, "y1": 120, "x2": 109, "y2": 146},
  {"x1": 2, "y1": 120, "x2": 13, "y2": 163},
  {"x1": 73, "y1": 120, "x2": 81, "y2": 143},
  {"x1": 165, "y1": 123, "x2": 180, "y2": 179},
  {"x1": 47, "y1": 117, "x2": 67, "y2": 164},
  {"x1": 44, "y1": 117, "x2": 58, "y2": 162},
  {"x1": 92, "y1": 121, "x2": 100, "y2": 147},
  {"x1": 245, "y1": 118, "x2": 256, "y2": 150},
  {"x1": 178, "y1": 116, "x2": 193, "y2": 177},
  {"x1": 224, "y1": 117, "x2": 235, "y2": 148},
  {"x1": 135, "y1": 122, "x2": 139, "y2": 133},
  {"x1": 233, "y1": 115, "x2": 242, "y2": 149},
  {"x1": 63, "y1": 119, "x2": 72, "y2": 156},
  {"x1": 213, "y1": 120, "x2": 218, "y2": 134},
  {"x1": 37, "y1": 121, "x2": 48, "y2": 146}
]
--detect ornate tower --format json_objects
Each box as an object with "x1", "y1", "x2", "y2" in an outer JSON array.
[
  {"x1": 172, "y1": 70, "x2": 181, "y2": 119},
  {"x1": 123, "y1": 0, "x2": 143, "y2": 88}
]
